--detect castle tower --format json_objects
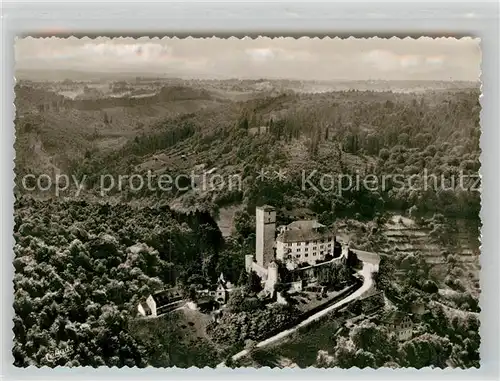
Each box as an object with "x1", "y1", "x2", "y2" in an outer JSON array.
[
  {"x1": 255, "y1": 205, "x2": 276, "y2": 268},
  {"x1": 265, "y1": 260, "x2": 279, "y2": 292},
  {"x1": 245, "y1": 254, "x2": 254, "y2": 273}
]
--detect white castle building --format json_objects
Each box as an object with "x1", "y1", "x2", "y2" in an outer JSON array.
[
  {"x1": 245, "y1": 205, "x2": 346, "y2": 293},
  {"x1": 276, "y1": 220, "x2": 338, "y2": 267}
]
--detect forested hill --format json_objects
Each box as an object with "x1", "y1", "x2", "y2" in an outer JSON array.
[
  {"x1": 12, "y1": 80, "x2": 481, "y2": 368},
  {"x1": 60, "y1": 88, "x2": 481, "y2": 221}
]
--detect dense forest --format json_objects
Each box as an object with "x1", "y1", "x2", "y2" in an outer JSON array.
[
  {"x1": 12, "y1": 197, "x2": 247, "y2": 367},
  {"x1": 315, "y1": 313, "x2": 478, "y2": 369},
  {"x1": 13, "y1": 85, "x2": 481, "y2": 368}
]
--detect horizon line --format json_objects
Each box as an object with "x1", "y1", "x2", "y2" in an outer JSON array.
[{"x1": 14, "y1": 70, "x2": 480, "y2": 84}]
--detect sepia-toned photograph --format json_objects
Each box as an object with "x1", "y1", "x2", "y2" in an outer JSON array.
[{"x1": 13, "y1": 36, "x2": 481, "y2": 369}]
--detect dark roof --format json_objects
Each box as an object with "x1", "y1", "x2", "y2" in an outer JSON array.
[
  {"x1": 257, "y1": 205, "x2": 275, "y2": 212},
  {"x1": 214, "y1": 278, "x2": 228, "y2": 290},
  {"x1": 287, "y1": 220, "x2": 325, "y2": 230},
  {"x1": 216, "y1": 282, "x2": 227, "y2": 290},
  {"x1": 197, "y1": 296, "x2": 213, "y2": 305},
  {"x1": 151, "y1": 289, "x2": 179, "y2": 307},
  {"x1": 383, "y1": 310, "x2": 411, "y2": 326},
  {"x1": 140, "y1": 301, "x2": 151, "y2": 314},
  {"x1": 277, "y1": 220, "x2": 334, "y2": 243}
]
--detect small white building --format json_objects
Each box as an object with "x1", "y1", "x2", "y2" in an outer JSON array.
[
  {"x1": 215, "y1": 273, "x2": 231, "y2": 304},
  {"x1": 384, "y1": 310, "x2": 414, "y2": 341},
  {"x1": 137, "y1": 301, "x2": 152, "y2": 316},
  {"x1": 264, "y1": 261, "x2": 279, "y2": 292},
  {"x1": 137, "y1": 289, "x2": 184, "y2": 317},
  {"x1": 195, "y1": 272, "x2": 234, "y2": 305}
]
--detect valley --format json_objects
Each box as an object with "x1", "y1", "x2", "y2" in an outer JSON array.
[{"x1": 13, "y1": 75, "x2": 481, "y2": 369}]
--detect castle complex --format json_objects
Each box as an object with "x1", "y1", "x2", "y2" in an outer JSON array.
[{"x1": 246, "y1": 205, "x2": 346, "y2": 293}]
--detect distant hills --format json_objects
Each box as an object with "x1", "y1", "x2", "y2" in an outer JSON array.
[
  {"x1": 15, "y1": 68, "x2": 479, "y2": 93},
  {"x1": 15, "y1": 69, "x2": 175, "y2": 82}
]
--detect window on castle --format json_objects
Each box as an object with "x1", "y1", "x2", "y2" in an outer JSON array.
[
  {"x1": 313, "y1": 246, "x2": 317, "y2": 250},
  {"x1": 304, "y1": 247, "x2": 308, "y2": 252},
  {"x1": 305, "y1": 254, "x2": 309, "y2": 257},
  {"x1": 305, "y1": 241, "x2": 309, "y2": 244},
  {"x1": 297, "y1": 248, "x2": 301, "y2": 252},
  {"x1": 296, "y1": 255, "x2": 300, "y2": 258},
  {"x1": 313, "y1": 252, "x2": 317, "y2": 256},
  {"x1": 328, "y1": 243, "x2": 332, "y2": 247}
]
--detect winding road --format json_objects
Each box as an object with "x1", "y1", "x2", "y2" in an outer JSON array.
[{"x1": 217, "y1": 256, "x2": 379, "y2": 366}]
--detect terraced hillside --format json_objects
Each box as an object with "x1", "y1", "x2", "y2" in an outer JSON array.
[
  {"x1": 379, "y1": 215, "x2": 479, "y2": 262},
  {"x1": 340, "y1": 213, "x2": 480, "y2": 300},
  {"x1": 236, "y1": 213, "x2": 481, "y2": 369}
]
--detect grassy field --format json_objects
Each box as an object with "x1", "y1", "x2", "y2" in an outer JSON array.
[
  {"x1": 289, "y1": 285, "x2": 355, "y2": 314},
  {"x1": 215, "y1": 204, "x2": 243, "y2": 237},
  {"x1": 129, "y1": 307, "x2": 226, "y2": 368}
]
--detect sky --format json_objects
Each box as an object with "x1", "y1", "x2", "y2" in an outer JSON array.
[{"x1": 15, "y1": 36, "x2": 481, "y2": 81}]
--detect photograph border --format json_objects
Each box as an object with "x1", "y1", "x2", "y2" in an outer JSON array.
[{"x1": 2, "y1": 1, "x2": 499, "y2": 380}]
